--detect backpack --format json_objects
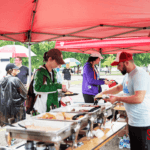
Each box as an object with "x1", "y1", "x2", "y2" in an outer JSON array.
[{"x1": 26, "y1": 69, "x2": 47, "y2": 114}]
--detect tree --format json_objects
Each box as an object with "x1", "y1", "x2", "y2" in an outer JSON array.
[
  {"x1": 102, "y1": 54, "x2": 115, "y2": 67},
  {"x1": 133, "y1": 53, "x2": 150, "y2": 67}
]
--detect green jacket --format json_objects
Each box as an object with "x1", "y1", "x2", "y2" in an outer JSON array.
[{"x1": 34, "y1": 65, "x2": 62, "y2": 112}]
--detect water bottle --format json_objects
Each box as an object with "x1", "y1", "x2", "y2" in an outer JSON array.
[
  {"x1": 126, "y1": 136, "x2": 130, "y2": 149},
  {"x1": 123, "y1": 135, "x2": 127, "y2": 148},
  {"x1": 119, "y1": 137, "x2": 124, "y2": 149}
]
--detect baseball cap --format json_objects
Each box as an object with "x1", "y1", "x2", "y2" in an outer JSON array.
[
  {"x1": 90, "y1": 53, "x2": 103, "y2": 59},
  {"x1": 111, "y1": 52, "x2": 133, "y2": 66},
  {"x1": 47, "y1": 49, "x2": 65, "y2": 65},
  {"x1": 5, "y1": 63, "x2": 19, "y2": 71}
]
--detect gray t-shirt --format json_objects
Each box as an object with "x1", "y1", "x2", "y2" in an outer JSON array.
[{"x1": 122, "y1": 67, "x2": 150, "y2": 127}]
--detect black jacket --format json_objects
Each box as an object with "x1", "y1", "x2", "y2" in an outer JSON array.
[{"x1": 0, "y1": 75, "x2": 27, "y2": 126}]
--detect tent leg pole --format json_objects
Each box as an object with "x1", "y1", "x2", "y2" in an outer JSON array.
[
  {"x1": 99, "y1": 61, "x2": 101, "y2": 77},
  {"x1": 28, "y1": 44, "x2": 31, "y2": 83}
]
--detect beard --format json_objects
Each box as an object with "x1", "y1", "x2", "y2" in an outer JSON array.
[{"x1": 121, "y1": 64, "x2": 127, "y2": 75}]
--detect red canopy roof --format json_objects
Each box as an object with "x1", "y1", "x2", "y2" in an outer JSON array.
[
  {"x1": 1, "y1": 0, "x2": 150, "y2": 44},
  {"x1": 55, "y1": 37, "x2": 150, "y2": 54}
]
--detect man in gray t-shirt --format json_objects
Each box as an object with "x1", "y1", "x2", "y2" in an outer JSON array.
[{"x1": 95, "y1": 52, "x2": 150, "y2": 150}]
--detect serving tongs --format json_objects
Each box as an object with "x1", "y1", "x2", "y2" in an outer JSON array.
[
  {"x1": 72, "y1": 113, "x2": 86, "y2": 120},
  {"x1": 18, "y1": 123, "x2": 27, "y2": 129},
  {"x1": 2, "y1": 122, "x2": 16, "y2": 127},
  {"x1": 3, "y1": 121, "x2": 27, "y2": 129},
  {"x1": 88, "y1": 106, "x2": 101, "y2": 112}
]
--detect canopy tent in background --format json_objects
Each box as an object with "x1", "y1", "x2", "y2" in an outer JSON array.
[
  {"x1": 1, "y1": 0, "x2": 150, "y2": 81},
  {"x1": 0, "y1": 45, "x2": 36, "y2": 58},
  {"x1": 55, "y1": 37, "x2": 150, "y2": 54}
]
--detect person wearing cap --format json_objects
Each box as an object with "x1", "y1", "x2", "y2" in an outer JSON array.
[
  {"x1": 32, "y1": 49, "x2": 66, "y2": 113},
  {"x1": 95, "y1": 51, "x2": 150, "y2": 150},
  {"x1": 0, "y1": 63, "x2": 27, "y2": 126},
  {"x1": 82, "y1": 53, "x2": 110, "y2": 103}
]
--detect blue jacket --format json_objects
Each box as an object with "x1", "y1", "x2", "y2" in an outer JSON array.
[{"x1": 82, "y1": 62, "x2": 105, "y2": 95}]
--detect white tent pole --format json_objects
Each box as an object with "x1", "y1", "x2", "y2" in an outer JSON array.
[
  {"x1": 99, "y1": 61, "x2": 101, "y2": 77},
  {"x1": 28, "y1": 44, "x2": 31, "y2": 83}
]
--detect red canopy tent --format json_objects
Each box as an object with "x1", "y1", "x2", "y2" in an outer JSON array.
[
  {"x1": 1, "y1": 0, "x2": 150, "y2": 43},
  {"x1": 55, "y1": 37, "x2": 150, "y2": 54}
]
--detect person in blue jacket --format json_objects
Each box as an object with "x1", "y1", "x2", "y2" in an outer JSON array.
[{"x1": 82, "y1": 53, "x2": 110, "y2": 103}]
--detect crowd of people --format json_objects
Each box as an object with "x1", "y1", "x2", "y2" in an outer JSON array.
[{"x1": 0, "y1": 48, "x2": 150, "y2": 150}]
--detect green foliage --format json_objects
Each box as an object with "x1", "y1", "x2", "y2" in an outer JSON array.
[
  {"x1": 101, "y1": 54, "x2": 115, "y2": 67},
  {"x1": 133, "y1": 53, "x2": 150, "y2": 67}
]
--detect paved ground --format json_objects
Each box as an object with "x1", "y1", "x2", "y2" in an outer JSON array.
[{"x1": 0, "y1": 74, "x2": 129, "y2": 149}]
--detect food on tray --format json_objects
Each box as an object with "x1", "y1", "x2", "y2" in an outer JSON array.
[
  {"x1": 95, "y1": 94, "x2": 110, "y2": 99},
  {"x1": 96, "y1": 93, "x2": 103, "y2": 98},
  {"x1": 71, "y1": 108, "x2": 75, "y2": 112},
  {"x1": 25, "y1": 124, "x2": 60, "y2": 132},
  {"x1": 39, "y1": 112, "x2": 76, "y2": 120},
  {"x1": 77, "y1": 115, "x2": 84, "y2": 120},
  {"x1": 82, "y1": 104, "x2": 94, "y2": 107},
  {"x1": 40, "y1": 113, "x2": 56, "y2": 119},
  {"x1": 81, "y1": 104, "x2": 99, "y2": 107},
  {"x1": 63, "y1": 113, "x2": 74, "y2": 120},
  {"x1": 79, "y1": 109, "x2": 89, "y2": 112},
  {"x1": 55, "y1": 112, "x2": 65, "y2": 120},
  {"x1": 65, "y1": 91, "x2": 73, "y2": 94}
]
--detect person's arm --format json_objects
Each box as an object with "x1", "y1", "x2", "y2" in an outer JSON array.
[
  {"x1": 102, "y1": 84, "x2": 123, "y2": 95},
  {"x1": 105, "y1": 71, "x2": 148, "y2": 104},
  {"x1": 15, "y1": 78, "x2": 28, "y2": 99},
  {"x1": 84, "y1": 65, "x2": 105, "y2": 85},
  {"x1": 34, "y1": 70, "x2": 61, "y2": 92},
  {"x1": 95, "y1": 84, "x2": 123, "y2": 99},
  {"x1": 26, "y1": 75, "x2": 33, "y2": 88},
  {"x1": 105, "y1": 90, "x2": 146, "y2": 104},
  {"x1": 26, "y1": 67, "x2": 33, "y2": 87}
]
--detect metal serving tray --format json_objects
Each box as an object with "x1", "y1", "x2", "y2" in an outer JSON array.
[
  {"x1": 51, "y1": 106, "x2": 105, "y2": 138},
  {"x1": 6, "y1": 119, "x2": 75, "y2": 144},
  {"x1": 33, "y1": 112, "x2": 89, "y2": 129},
  {"x1": 51, "y1": 106, "x2": 102, "y2": 116},
  {"x1": 71, "y1": 102, "x2": 112, "y2": 110}
]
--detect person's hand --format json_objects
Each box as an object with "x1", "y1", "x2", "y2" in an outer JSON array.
[
  {"x1": 103, "y1": 95, "x2": 118, "y2": 104},
  {"x1": 62, "y1": 84, "x2": 67, "y2": 92},
  {"x1": 104, "y1": 80, "x2": 112, "y2": 85}
]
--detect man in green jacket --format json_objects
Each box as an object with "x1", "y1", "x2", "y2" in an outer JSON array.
[{"x1": 33, "y1": 49, "x2": 66, "y2": 113}]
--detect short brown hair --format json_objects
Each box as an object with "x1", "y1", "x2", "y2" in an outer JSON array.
[
  {"x1": 15, "y1": 57, "x2": 22, "y2": 61},
  {"x1": 43, "y1": 49, "x2": 65, "y2": 64}
]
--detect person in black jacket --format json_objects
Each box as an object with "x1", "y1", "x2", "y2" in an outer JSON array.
[
  {"x1": 62, "y1": 63, "x2": 73, "y2": 89},
  {"x1": 0, "y1": 63, "x2": 27, "y2": 126}
]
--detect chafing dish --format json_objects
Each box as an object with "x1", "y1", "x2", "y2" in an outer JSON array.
[
  {"x1": 51, "y1": 106, "x2": 105, "y2": 138},
  {"x1": 71, "y1": 102, "x2": 114, "y2": 126},
  {"x1": 32, "y1": 112, "x2": 89, "y2": 147},
  {"x1": 5, "y1": 119, "x2": 77, "y2": 150},
  {"x1": 71, "y1": 102, "x2": 113, "y2": 117}
]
